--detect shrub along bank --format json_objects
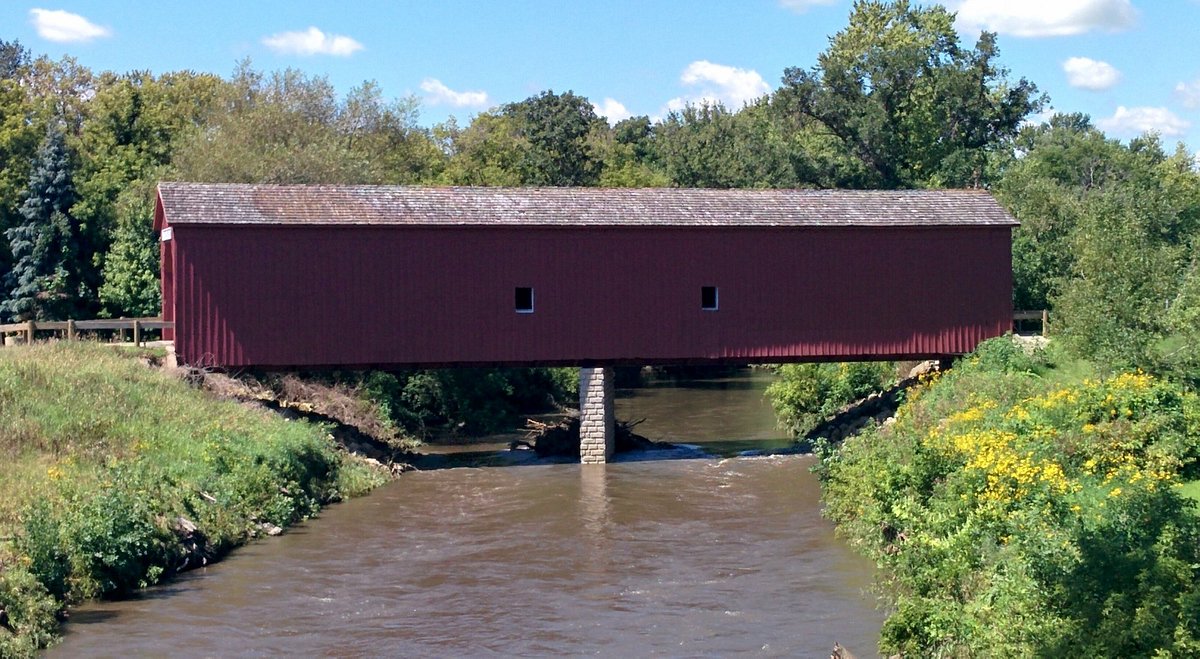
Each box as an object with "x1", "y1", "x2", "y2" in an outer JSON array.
[
  {"x1": 812, "y1": 338, "x2": 1200, "y2": 656},
  {"x1": 0, "y1": 342, "x2": 389, "y2": 656},
  {"x1": 767, "y1": 361, "x2": 894, "y2": 437}
]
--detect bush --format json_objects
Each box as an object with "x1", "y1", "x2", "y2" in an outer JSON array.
[
  {"x1": 0, "y1": 565, "x2": 60, "y2": 657},
  {"x1": 767, "y1": 361, "x2": 892, "y2": 436},
  {"x1": 817, "y1": 338, "x2": 1200, "y2": 655},
  {"x1": 361, "y1": 367, "x2": 579, "y2": 436}
]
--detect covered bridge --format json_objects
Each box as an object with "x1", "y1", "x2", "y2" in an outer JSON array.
[{"x1": 154, "y1": 183, "x2": 1016, "y2": 371}]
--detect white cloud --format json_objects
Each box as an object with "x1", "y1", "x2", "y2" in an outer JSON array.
[
  {"x1": 419, "y1": 78, "x2": 489, "y2": 108},
  {"x1": 663, "y1": 60, "x2": 770, "y2": 113},
  {"x1": 29, "y1": 8, "x2": 111, "y2": 43},
  {"x1": 1062, "y1": 57, "x2": 1121, "y2": 91},
  {"x1": 593, "y1": 98, "x2": 632, "y2": 124},
  {"x1": 1176, "y1": 79, "x2": 1200, "y2": 109},
  {"x1": 778, "y1": 0, "x2": 838, "y2": 13},
  {"x1": 953, "y1": 0, "x2": 1137, "y2": 37},
  {"x1": 262, "y1": 27, "x2": 363, "y2": 57},
  {"x1": 1096, "y1": 106, "x2": 1191, "y2": 138}
]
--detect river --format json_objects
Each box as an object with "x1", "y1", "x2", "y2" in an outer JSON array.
[{"x1": 53, "y1": 368, "x2": 884, "y2": 657}]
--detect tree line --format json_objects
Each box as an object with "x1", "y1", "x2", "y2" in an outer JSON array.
[{"x1": 0, "y1": 0, "x2": 1197, "y2": 384}]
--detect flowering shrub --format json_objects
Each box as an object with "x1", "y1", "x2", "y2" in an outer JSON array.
[{"x1": 817, "y1": 338, "x2": 1200, "y2": 656}]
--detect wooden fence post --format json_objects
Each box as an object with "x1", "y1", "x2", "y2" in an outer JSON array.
[
  {"x1": 26, "y1": 320, "x2": 34, "y2": 344},
  {"x1": 132, "y1": 320, "x2": 141, "y2": 347},
  {"x1": 66, "y1": 319, "x2": 76, "y2": 341},
  {"x1": 1041, "y1": 309, "x2": 1048, "y2": 336}
]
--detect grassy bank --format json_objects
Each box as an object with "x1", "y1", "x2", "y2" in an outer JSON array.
[
  {"x1": 0, "y1": 342, "x2": 389, "y2": 656},
  {"x1": 812, "y1": 338, "x2": 1200, "y2": 656}
]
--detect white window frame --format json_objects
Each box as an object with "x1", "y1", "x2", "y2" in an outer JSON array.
[{"x1": 515, "y1": 287, "x2": 535, "y2": 314}]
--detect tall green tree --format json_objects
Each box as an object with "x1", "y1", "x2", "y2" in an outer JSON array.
[
  {"x1": 97, "y1": 178, "x2": 161, "y2": 317},
  {"x1": 594, "y1": 115, "x2": 669, "y2": 187},
  {"x1": 654, "y1": 100, "x2": 796, "y2": 188},
  {"x1": 0, "y1": 40, "x2": 43, "y2": 305},
  {"x1": 0, "y1": 39, "x2": 29, "y2": 80},
  {"x1": 172, "y1": 62, "x2": 441, "y2": 185},
  {"x1": 2, "y1": 124, "x2": 85, "y2": 321},
  {"x1": 777, "y1": 0, "x2": 1041, "y2": 188},
  {"x1": 438, "y1": 112, "x2": 528, "y2": 186},
  {"x1": 595, "y1": 115, "x2": 672, "y2": 187},
  {"x1": 73, "y1": 70, "x2": 225, "y2": 314},
  {"x1": 502, "y1": 90, "x2": 606, "y2": 186}
]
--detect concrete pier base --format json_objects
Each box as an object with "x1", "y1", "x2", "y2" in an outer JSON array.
[{"x1": 579, "y1": 366, "x2": 614, "y2": 464}]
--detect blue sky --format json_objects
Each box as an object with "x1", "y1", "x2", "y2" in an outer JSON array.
[{"x1": 4, "y1": 1, "x2": 1199, "y2": 154}]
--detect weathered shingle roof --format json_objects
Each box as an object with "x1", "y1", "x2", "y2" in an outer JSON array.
[{"x1": 156, "y1": 182, "x2": 1018, "y2": 227}]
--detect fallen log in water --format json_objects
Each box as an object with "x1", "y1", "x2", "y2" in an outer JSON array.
[{"x1": 521, "y1": 415, "x2": 673, "y2": 458}]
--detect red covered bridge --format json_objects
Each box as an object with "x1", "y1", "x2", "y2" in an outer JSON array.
[{"x1": 154, "y1": 183, "x2": 1016, "y2": 461}]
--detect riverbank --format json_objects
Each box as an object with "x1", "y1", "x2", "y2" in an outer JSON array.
[
  {"x1": 0, "y1": 343, "x2": 393, "y2": 656},
  {"x1": 814, "y1": 337, "x2": 1200, "y2": 655}
]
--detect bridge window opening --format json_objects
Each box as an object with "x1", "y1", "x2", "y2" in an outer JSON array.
[
  {"x1": 701, "y1": 286, "x2": 718, "y2": 311},
  {"x1": 515, "y1": 287, "x2": 534, "y2": 313}
]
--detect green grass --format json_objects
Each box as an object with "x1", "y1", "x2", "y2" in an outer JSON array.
[{"x1": 0, "y1": 342, "x2": 389, "y2": 656}]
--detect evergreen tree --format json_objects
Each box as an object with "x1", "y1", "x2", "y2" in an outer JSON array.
[{"x1": 2, "y1": 124, "x2": 84, "y2": 321}]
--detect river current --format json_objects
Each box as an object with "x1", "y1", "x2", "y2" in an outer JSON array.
[{"x1": 53, "y1": 369, "x2": 884, "y2": 657}]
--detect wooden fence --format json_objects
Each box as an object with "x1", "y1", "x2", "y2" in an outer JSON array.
[
  {"x1": 0, "y1": 318, "x2": 173, "y2": 348},
  {"x1": 1013, "y1": 309, "x2": 1048, "y2": 336}
]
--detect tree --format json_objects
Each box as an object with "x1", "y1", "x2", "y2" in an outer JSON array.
[
  {"x1": 338, "y1": 81, "x2": 446, "y2": 184},
  {"x1": 502, "y1": 90, "x2": 606, "y2": 186},
  {"x1": 0, "y1": 75, "x2": 43, "y2": 298},
  {"x1": 2, "y1": 124, "x2": 85, "y2": 321},
  {"x1": 594, "y1": 115, "x2": 670, "y2": 187},
  {"x1": 777, "y1": 0, "x2": 1041, "y2": 188},
  {"x1": 70, "y1": 71, "x2": 224, "y2": 312},
  {"x1": 0, "y1": 39, "x2": 29, "y2": 80},
  {"x1": 438, "y1": 112, "x2": 528, "y2": 186},
  {"x1": 171, "y1": 62, "x2": 442, "y2": 185},
  {"x1": 97, "y1": 179, "x2": 161, "y2": 317},
  {"x1": 654, "y1": 102, "x2": 749, "y2": 188},
  {"x1": 654, "y1": 100, "x2": 797, "y2": 188}
]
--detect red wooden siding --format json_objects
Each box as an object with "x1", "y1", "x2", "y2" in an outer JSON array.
[{"x1": 163, "y1": 223, "x2": 1012, "y2": 369}]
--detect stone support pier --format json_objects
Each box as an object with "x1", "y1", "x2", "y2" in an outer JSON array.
[{"x1": 578, "y1": 366, "x2": 615, "y2": 464}]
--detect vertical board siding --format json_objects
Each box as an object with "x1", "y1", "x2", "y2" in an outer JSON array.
[{"x1": 169, "y1": 224, "x2": 1012, "y2": 368}]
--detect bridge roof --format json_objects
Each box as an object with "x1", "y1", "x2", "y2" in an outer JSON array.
[{"x1": 156, "y1": 182, "x2": 1018, "y2": 228}]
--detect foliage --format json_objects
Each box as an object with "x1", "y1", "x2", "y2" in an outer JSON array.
[
  {"x1": 0, "y1": 342, "x2": 388, "y2": 653},
  {"x1": 360, "y1": 367, "x2": 579, "y2": 436},
  {"x1": 171, "y1": 62, "x2": 442, "y2": 185},
  {"x1": 0, "y1": 565, "x2": 59, "y2": 657},
  {"x1": 816, "y1": 337, "x2": 1200, "y2": 655},
  {"x1": 594, "y1": 115, "x2": 670, "y2": 187},
  {"x1": 96, "y1": 180, "x2": 161, "y2": 317},
  {"x1": 1, "y1": 124, "x2": 86, "y2": 321},
  {"x1": 503, "y1": 90, "x2": 606, "y2": 187},
  {"x1": 654, "y1": 101, "x2": 795, "y2": 189},
  {"x1": 437, "y1": 113, "x2": 528, "y2": 186},
  {"x1": 994, "y1": 113, "x2": 1200, "y2": 388},
  {"x1": 766, "y1": 361, "x2": 892, "y2": 436},
  {"x1": 72, "y1": 70, "x2": 225, "y2": 297},
  {"x1": 778, "y1": 0, "x2": 1041, "y2": 188},
  {"x1": 0, "y1": 71, "x2": 42, "y2": 301}
]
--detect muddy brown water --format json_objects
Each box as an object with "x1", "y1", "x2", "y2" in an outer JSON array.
[{"x1": 53, "y1": 369, "x2": 884, "y2": 657}]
